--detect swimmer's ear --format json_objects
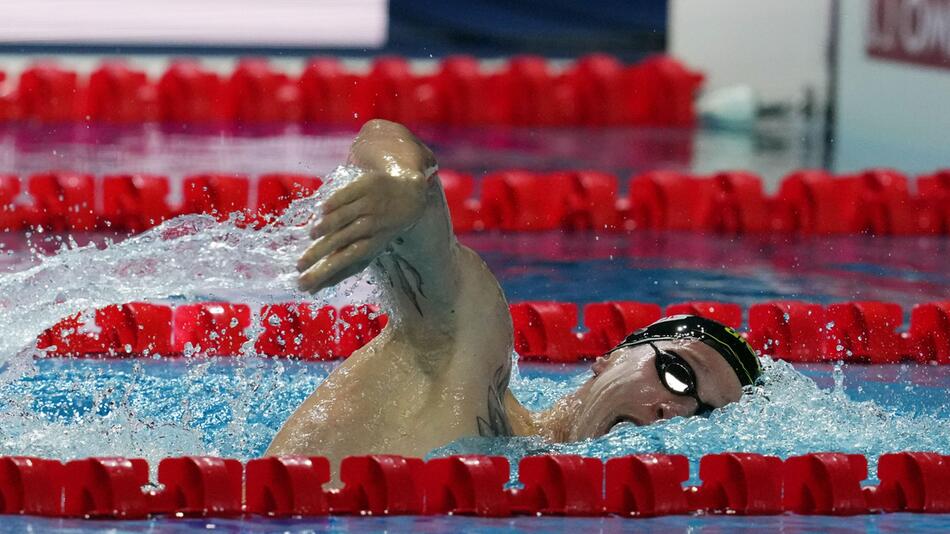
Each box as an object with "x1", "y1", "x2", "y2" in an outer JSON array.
[{"x1": 592, "y1": 354, "x2": 611, "y2": 376}]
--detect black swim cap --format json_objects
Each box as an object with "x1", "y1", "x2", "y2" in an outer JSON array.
[{"x1": 612, "y1": 315, "x2": 762, "y2": 387}]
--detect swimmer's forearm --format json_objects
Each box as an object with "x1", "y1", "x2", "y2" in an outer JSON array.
[
  {"x1": 372, "y1": 173, "x2": 462, "y2": 341},
  {"x1": 298, "y1": 120, "x2": 469, "y2": 343},
  {"x1": 345, "y1": 122, "x2": 463, "y2": 329}
]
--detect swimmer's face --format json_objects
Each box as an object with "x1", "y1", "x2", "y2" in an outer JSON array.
[{"x1": 569, "y1": 339, "x2": 743, "y2": 440}]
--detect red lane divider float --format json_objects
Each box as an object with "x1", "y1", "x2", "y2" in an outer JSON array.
[
  {"x1": 0, "y1": 457, "x2": 63, "y2": 516},
  {"x1": 1, "y1": 452, "x2": 948, "y2": 518},
  {"x1": 37, "y1": 302, "x2": 387, "y2": 360},
  {"x1": 157, "y1": 61, "x2": 226, "y2": 123},
  {"x1": 153, "y1": 457, "x2": 244, "y2": 516},
  {"x1": 510, "y1": 455, "x2": 604, "y2": 516},
  {"x1": 86, "y1": 63, "x2": 157, "y2": 124},
  {"x1": 34, "y1": 299, "x2": 950, "y2": 364},
  {"x1": 16, "y1": 64, "x2": 81, "y2": 123},
  {"x1": 0, "y1": 171, "x2": 323, "y2": 233},
  {"x1": 918, "y1": 170, "x2": 950, "y2": 234},
  {"x1": 696, "y1": 453, "x2": 784, "y2": 515},
  {"x1": 63, "y1": 457, "x2": 151, "y2": 518},
  {"x1": 909, "y1": 302, "x2": 950, "y2": 365},
  {"x1": 1, "y1": 167, "x2": 948, "y2": 235},
  {"x1": 783, "y1": 453, "x2": 870, "y2": 515},
  {"x1": 605, "y1": 454, "x2": 691, "y2": 516},
  {"x1": 423, "y1": 455, "x2": 510, "y2": 516},
  {"x1": 330, "y1": 455, "x2": 426, "y2": 515},
  {"x1": 246, "y1": 456, "x2": 331, "y2": 517},
  {"x1": 102, "y1": 174, "x2": 174, "y2": 232},
  {"x1": 1, "y1": 54, "x2": 701, "y2": 127},
  {"x1": 26, "y1": 172, "x2": 97, "y2": 232},
  {"x1": 173, "y1": 303, "x2": 252, "y2": 356}
]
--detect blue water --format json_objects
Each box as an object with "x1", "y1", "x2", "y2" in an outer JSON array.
[
  {"x1": 4, "y1": 349, "x2": 950, "y2": 534},
  {"x1": 465, "y1": 232, "x2": 950, "y2": 311},
  {"x1": 1, "y1": 229, "x2": 948, "y2": 533},
  {"x1": 0, "y1": 121, "x2": 818, "y2": 190},
  {"x1": 9, "y1": 358, "x2": 950, "y2": 461},
  {"x1": 0, "y1": 125, "x2": 947, "y2": 531},
  {"x1": 1, "y1": 513, "x2": 949, "y2": 533}
]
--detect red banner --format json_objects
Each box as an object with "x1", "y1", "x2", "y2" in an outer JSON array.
[{"x1": 866, "y1": 0, "x2": 950, "y2": 70}]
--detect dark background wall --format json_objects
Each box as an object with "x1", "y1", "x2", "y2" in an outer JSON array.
[{"x1": 386, "y1": 0, "x2": 667, "y2": 59}]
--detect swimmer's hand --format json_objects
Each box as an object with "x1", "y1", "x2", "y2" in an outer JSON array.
[{"x1": 297, "y1": 120, "x2": 436, "y2": 293}]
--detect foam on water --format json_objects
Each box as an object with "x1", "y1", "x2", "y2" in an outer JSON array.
[
  {"x1": 0, "y1": 164, "x2": 947, "y2": 473},
  {"x1": 436, "y1": 356, "x2": 950, "y2": 477}
]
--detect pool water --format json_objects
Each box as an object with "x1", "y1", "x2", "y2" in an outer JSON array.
[
  {"x1": 2, "y1": 513, "x2": 949, "y2": 534},
  {"x1": 0, "y1": 119, "x2": 821, "y2": 189},
  {"x1": 3, "y1": 356, "x2": 948, "y2": 531},
  {"x1": 8, "y1": 358, "x2": 950, "y2": 465},
  {"x1": 0, "y1": 125, "x2": 947, "y2": 531},
  {"x1": 3, "y1": 218, "x2": 948, "y2": 467},
  {"x1": 467, "y1": 232, "x2": 950, "y2": 310}
]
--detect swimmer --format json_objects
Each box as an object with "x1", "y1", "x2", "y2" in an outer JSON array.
[{"x1": 267, "y1": 119, "x2": 762, "y2": 466}]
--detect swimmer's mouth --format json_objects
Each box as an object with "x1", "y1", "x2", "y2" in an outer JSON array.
[{"x1": 607, "y1": 415, "x2": 644, "y2": 433}]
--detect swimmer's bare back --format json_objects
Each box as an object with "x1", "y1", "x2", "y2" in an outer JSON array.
[{"x1": 266, "y1": 120, "x2": 531, "y2": 468}]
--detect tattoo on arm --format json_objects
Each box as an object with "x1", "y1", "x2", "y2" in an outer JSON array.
[
  {"x1": 375, "y1": 244, "x2": 427, "y2": 317},
  {"x1": 477, "y1": 361, "x2": 513, "y2": 437}
]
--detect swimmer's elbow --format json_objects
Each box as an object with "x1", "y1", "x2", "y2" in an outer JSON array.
[{"x1": 360, "y1": 118, "x2": 404, "y2": 134}]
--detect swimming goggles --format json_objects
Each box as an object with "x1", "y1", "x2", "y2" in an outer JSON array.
[
  {"x1": 612, "y1": 314, "x2": 762, "y2": 387},
  {"x1": 649, "y1": 342, "x2": 715, "y2": 417}
]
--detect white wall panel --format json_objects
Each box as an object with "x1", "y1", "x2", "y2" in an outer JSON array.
[
  {"x1": 0, "y1": 0, "x2": 388, "y2": 48},
  {"x1": 835, "y1": 0, "x2": 950, "y2": 174},
  {"x1": 669, "y1": 0, "x2": 831, "y2": 106}
]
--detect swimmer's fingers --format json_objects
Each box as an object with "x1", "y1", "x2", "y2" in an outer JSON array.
[
  {"x1": 310, "y1": 197, "x2": 370, "y2": 240},
  {"x1": 298, "y1": 239, "x2": 374, "y2": 293},
  {"x1": 318, "y1": 256, "x2": 376, "y2": 290},
  {"x1": 322, "y1": 175, "x2": 373, "y2": 213},
  {"x1": 297, "y1": 216, "x2": 374, "y2": 273}
]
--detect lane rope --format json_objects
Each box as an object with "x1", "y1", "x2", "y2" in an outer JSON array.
[
  {"x1": 1, "y1": 168, "x2": 948, "y2": 235},
  {"x1": 0, "y1": 55, "x2": 702, "y2": 127},
  {"x1": 36, "y1": 300, "x2": 950, "y2": 364},
  {"x1": 1, "y1": 452, "x2": 948, "y2": 518}
]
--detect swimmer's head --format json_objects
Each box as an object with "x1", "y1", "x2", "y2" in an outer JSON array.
[{"x1": 565, "y1": 315, "x2": 762, "y2": 440}]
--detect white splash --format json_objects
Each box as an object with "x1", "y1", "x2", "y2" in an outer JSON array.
[{"x1": 0, "y1": 165, "x2": 377, "y2": 462}]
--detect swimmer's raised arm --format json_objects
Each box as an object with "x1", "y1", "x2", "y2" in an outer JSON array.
[{"x1": 297, "y1": 119, "x2": 464, "y2": 347}]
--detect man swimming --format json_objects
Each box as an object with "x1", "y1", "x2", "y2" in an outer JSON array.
[{"x1": 266, "y1": 119, "x2": 762, "y2": 466}]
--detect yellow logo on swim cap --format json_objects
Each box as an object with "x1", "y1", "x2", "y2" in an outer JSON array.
[
  {"x1": 723, "y1": 325, "x2": 752, "y2": 346},
  {"x1": 723, "y1": 325, "x2": 746, "y2": 343}
]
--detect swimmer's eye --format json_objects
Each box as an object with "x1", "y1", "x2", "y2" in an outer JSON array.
[{"x1": 662, "y1": 368, "x2": 691, "y2": 393}]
